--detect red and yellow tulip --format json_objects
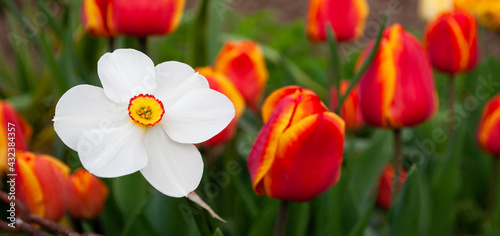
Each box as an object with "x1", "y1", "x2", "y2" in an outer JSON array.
[
  {"x1": 68, "y1": 168, "x2": 109, "y2": 219},
  {"x1": 16, "y1": 151, "x2": 69, "y2": 221},
  {"x1": 356, "y1": 24, "x2": 438, "y2": 129},
  {"x1": 196, "y1": 67, "x2": 245, "y2": 147},
  {"x1": 215, "y1": 40, "x2": 268, "y2": 111},
  {"x1": 248, "y1": 86, "x2": 345, "y2": 202},
  {"x1": 82, "y1": 0, "x2": 185, "y2": 37},
  {"x1": 306, "y1": 0, "x2": 369, "y2": 42},
  {"x1": 330, "y1": 80, "x2": 365, "y2": 131},
  {"x1": 477, "y1": 94, "x2": 500, "y2": 156},
  {"x1": 425, "y1": 11, "x2": 479, "y2": 74},
  {"x1": 376, "y1": 165, "x2": 407, "y2": 209},
  {"x1": 0, "y1": 101, "x2": 32, "y2": 173}
]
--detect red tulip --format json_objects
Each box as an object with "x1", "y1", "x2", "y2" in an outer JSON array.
[
  {"x1": 0, "y1": 101, "x2": 32, "y2": 173},
  {"x1": 376, "y1": 165, "x2": 407, "y2": 209},
  {"x1": 306, "y1": 0, "x2": 369, "y2": 42},
  {"x1": 330, "y1": 80, "x2": 365, "y2": 131},
  {"x1": 356, "y1": 24, "x2": 438, "y2": 129},
  {"x1": 248, "y1": 86, "x2": 345, "y2": 202},
  {"x1": 196, "y1": 67, "x2": 245, "y2": 147},
  {"x1": 68, "y1": 168, "x2": 109, "y2": 219},
  {"x1": 215, "y1": 40, "x2": 268, "y2": 111},
  {"x1": 425, "y1": 10, "x2": 479, "y2": 74},
  {"x1": 477, "y1": 94, "x2": 500, "y2": 156},
  {"x1": 16, "y1": 151, "x2": 69, "y2": 221},
  {"x1": 82, "y1": 0, "x2": 185, "y2": 37}
]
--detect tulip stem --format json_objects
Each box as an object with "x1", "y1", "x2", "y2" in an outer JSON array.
[
  {"x1": 274, "y1": 200, "x2": 289, "y2": 236},
  {"x1": 448, "y1": 75, "x2": 456, "y2": 139},
  {"x1": 109, "y1": 38, "x2": 115, "y2": 51},
  {"x1": 392, "y1": 129, "x2": 402, "y2": 205},
  {"x1": 138, "y1": 37, "x2": 147, "y2": 54},
  {"x1": 489, "y1": 157, "x2": 499, "y2": 212}
]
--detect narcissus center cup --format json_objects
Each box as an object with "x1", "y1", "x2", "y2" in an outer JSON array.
[{"x1": 128, "y1": 94, "x2": 165, "y2": 126}]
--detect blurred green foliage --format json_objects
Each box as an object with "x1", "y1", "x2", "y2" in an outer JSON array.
[{"x1": 1, "y1": 0, "x2": 500, "y2": 235}]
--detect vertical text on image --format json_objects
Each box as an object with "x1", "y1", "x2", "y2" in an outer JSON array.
[{"x1": 6, "y1": 122, "x2": 16, "y2": 228}]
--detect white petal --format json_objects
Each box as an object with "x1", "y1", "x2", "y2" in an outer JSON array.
[
  {"x1": 53, "y1": 85, "x2": 129, "y2": 150},
  {"x1": 140, "y1": 126, "x2": 203, "y2": 198},
  {"x1": 77, "y1": 122, "x2": 148, "y2": 178},
  {"x1": 154, "y1": 61, "x2": 209, "y2": 107},
  {"x1": 162, "y1": 88, "x2": 235, "y2": 144},
  {"x1": 98, "y1": 49, "x2": 156, "y2": 104}
]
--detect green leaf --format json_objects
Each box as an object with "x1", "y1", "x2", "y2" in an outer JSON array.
[
  {"x1": 144, "y1": 190, "x2": 193, "y2": 235},
  {"x1": 286, "y1": 202, "x2": 310, "y2": 236},
  {"x1": 113, "y1": 172, "x2": 150, "y2": 218},
  {"x1": 349, "y1": 130, "x2": 393, "y2": 213},
  {"x1": 213, "y1": 228, "x2": 224, "y2": 236},
  {"x1": 348, "y1": 204, "x2": 374, "y2": 236},
  {"x1": 189, "y1": 0, "x2": 209, "y2": 67},
  {"x1": 326, "y1": 24, "x2": 342, "y2": 110},
  {"x1": 389, "y1": 165, "x2": 422, "y2": 236},
  {"x1": 429, "y1": 125, "x2": 466, "y2": 236},
  {"x1": 207, "y1": 0, "x2": 225, "y2": 63},
  {"x1": 100, "y1": 185, "x2": 125, "y2": 236},
  {"x1": 488, "y1": 159, "x2": 500, "y2": 235},
  {"x1": 247, "y1": 200, "x2": 279, "y2": 236}
]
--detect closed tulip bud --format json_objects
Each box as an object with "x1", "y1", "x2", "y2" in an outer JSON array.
[
  {"x1": 68, "y1": 168, "x2": 109, "y2": 219},
  {"x1": 376, "y1": 165, "x2": 407, "y2": 209},
  {"x1": 418, "y1": 0, "x2": 454, "y2": 22},
  {"x1": 16, "y1": 152, "x2": 69, "y2": 221},
  {"x1": 215, "y1": 40, "x2": 268, "y2": 111},
  {"x1": 82, "y1": 0, "x2": 185, "y2": 37},
  {"x1": 196, "y1": 67, "x2": 245, "y2": 147},
  {"x1": 477, "y1": 94, "x2": 500, "y2": 156},
  {"x1": 425, "y1": 11, "x2": 479, "y2": 74},
  {"x1": 356, "y1": 24, "x2": 438, "y2": 129},
  {"x1": 248, "y1": 86, "x2": 345, "y2": 202},
  {"x1": 306, "y1": 0, "x2": 369, "y2": 42},
  {"x1": 330, "y1": 80, "x2": 365, "y2": 131},
  {"x1": 0, "y1": 101, "x2": 32, "y2": 173}
]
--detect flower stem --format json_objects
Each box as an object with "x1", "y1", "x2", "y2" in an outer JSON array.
[
  {"x1": 109, "y1": 37, "x2": 115, "y2": 51},
  {"x1": 448, "y1": 74, "x2": 456, "y2": 139},
  {"x1": 489, "y1": 157, "x2": 499, "y2": 212},
  {"x1": 392, "y1": 129, "x2": 402, "y2": 205},
  {"x1": 138, "y1": 37, "x2": 147, "y2": 54},
  {"x1": 274, "y1": 200, "x2": 289, "y2": 236}
]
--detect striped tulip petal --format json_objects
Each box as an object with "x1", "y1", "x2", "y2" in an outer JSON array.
[
  {"x1": 477, "y1": 94, "x2": 500, "y2": 156},
  {"x1": 425, "y1": 11, "x2": 479, "y2": 74},
  {"x1": 357, "y1": 24, "x2": 438, "y2": 129},
  {"x1": 248, "y1": 86, "x2": 345, "y2": 202},
  {"x1": 16, "y1": 152, "x2": 69, "y2": 221}
]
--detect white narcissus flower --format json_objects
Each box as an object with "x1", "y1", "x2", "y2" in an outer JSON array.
[{"x1": 53, "y1": 49, "x2": 234, "y2": 216}]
